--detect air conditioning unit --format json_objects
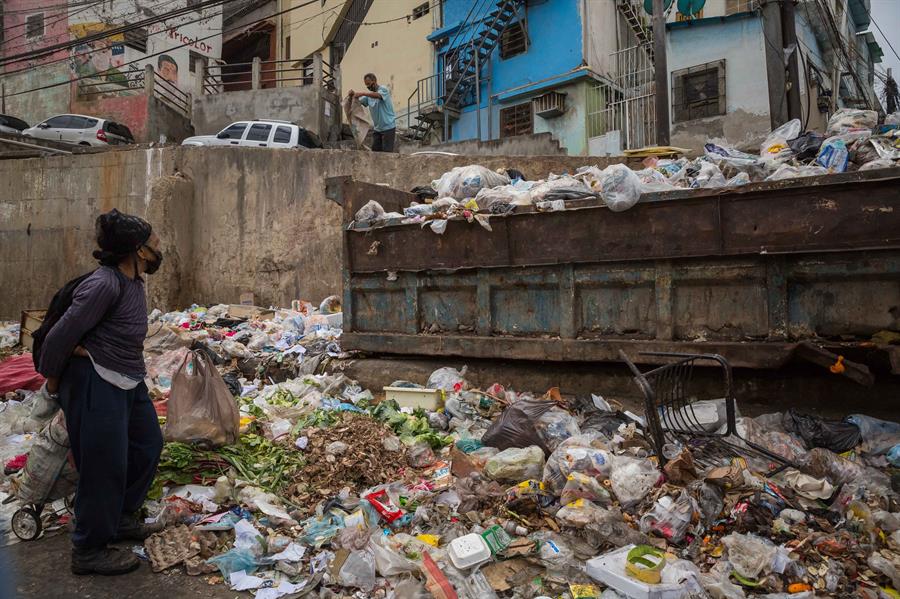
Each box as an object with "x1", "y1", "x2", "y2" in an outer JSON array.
[{"x1": 533, "y1": 91, "x2": 566, "y2": 118}]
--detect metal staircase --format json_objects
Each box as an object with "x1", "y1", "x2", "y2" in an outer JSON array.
[
  {"x1": 407, "y1": 0, "x2": 525, "y2": 142},
  {"x1": 616, "y1": 0, "x2": 654, "y2": 61}
]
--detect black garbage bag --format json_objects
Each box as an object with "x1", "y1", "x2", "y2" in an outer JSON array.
[
  {"x1": 481, "y1": 399, "x2": 557, "y2": 454},
  {"x1": 783, "y1": 408, "x2": 861, "y2": 453},
  {"x1": 789, "y1": 132, "x2": 824, "y2": 161}
]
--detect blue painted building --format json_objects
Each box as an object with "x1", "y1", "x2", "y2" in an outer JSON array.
[{"x1": 409, "y1": 0, "x2": 618, "y2": 155}]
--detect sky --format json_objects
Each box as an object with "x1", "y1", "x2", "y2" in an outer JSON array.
[{"x1": 869, "y1": 0, "x2": 900, "y2": 106}]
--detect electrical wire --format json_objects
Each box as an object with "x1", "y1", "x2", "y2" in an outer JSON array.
[
  {"x1": 0, "y1": 0, "x2": 237, "y2": 66},
  {"x1": 863, "y1": 2, "x2": 900, "y2": 63},
  {"x1": 1, "y1": 0, "x2": 187, "y2": 55},
  {"x1": 1, "y1": 3, "x2": 230, "y2": 78},
  {"x1": 4, "y1": 0, "x2": 329, "y2": 98}
]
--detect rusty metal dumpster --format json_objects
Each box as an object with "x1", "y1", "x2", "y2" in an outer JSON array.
[{"x1": 328, "y1": 168, "x2": 900, "y2": 372}]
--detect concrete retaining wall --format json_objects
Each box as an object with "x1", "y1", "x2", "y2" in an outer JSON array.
[
  {"x1": 0, "y1": 146, "x2": 627, "y2": 318},
  {"x1": 398, "y1": 132, "x2": 566, "y2": 156},
  {"x1": 191, "y1": 86, "x2": 340, "y2": 140}
]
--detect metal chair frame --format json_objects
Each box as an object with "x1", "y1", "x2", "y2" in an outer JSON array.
[{"x1": 620, "y1": 351, "x2": 794, "y2": 472}]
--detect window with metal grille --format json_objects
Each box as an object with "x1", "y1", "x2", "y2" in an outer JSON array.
[
  {"x1": 124, "y1": 26, "x2": 148, "y2": 53},
  {"x1": 412, "y1": 2, "x2": 430, "y2": 20},
  {"x1": 26, "y1": 13, "x2": 44, "y2": 39},
  {"x1": 500, "y1": 102, "x2": 533, "y2": 138},
  {"x1": 500, "y1": 21, "x2": 527, "y2": 59},
  {"x1": 671, "y1": 60, "x2": 726, "y2": 122}
]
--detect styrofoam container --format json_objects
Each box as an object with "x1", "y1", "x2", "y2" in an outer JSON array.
[
  {"x1": 586, "y1": 545, "x2": 690, "y2": 599},
  {"x1": 447, "y1": 533, "x2": 491, "y2": 570},
  {"x1": 383, "y1": 386, "x2": 442, "y2": 410}
]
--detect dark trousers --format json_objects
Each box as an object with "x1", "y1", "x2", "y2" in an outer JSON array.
[
  {"x1": 58, "y1": 357, "x2": 163, "y2": 550},
  {"x1": 372, "y1": 128, "x2": 396, "y2": 152}
]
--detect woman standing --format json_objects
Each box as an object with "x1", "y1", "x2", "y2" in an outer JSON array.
[{"x1": 39, "y1": 209, "x2": 164, "y2": 575}]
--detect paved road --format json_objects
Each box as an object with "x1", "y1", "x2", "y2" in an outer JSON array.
[{"x1": 1, "y1": 532, "x2": 237, "y2": 599}]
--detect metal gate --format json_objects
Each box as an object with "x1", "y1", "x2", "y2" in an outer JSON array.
[{"x1": 590, "y1": 43, "x2": 657, "y2": 152}]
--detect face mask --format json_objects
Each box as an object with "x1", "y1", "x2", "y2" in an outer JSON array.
[{"x1": 142, "y1": 246, "x2": 163, "y2": 275}]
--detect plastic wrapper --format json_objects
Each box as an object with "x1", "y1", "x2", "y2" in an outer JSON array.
[
  {"x1": 560, "y1": 471, "x2": 612, "y2": 505},
  {"x1": 339, "y1": 549, "x2": 376, "y2": 591},
  {"x1": 555, "y1": 498, "x2": 607, "y2": 528},
  {"x1": 639, "y1": 491, "x2": 696, "y2": 543},
  {"x1": 531, "y1": 531, "x2": 575, "y2": 570},
  {"x1": 431, "y1": 165, "x2": 510, "y2": 199},
  {"x1": 369, "y1": 534, "x2": 419, "y2": 576},
  {"x1": 355, "y1": 200, "x2": 385, "y2": 223},
  {"x1": 721, "y1": 532, "x2": 776, "y2": 579},
  {"x1": 533, "y1": 407, "x2": 581, "y2": 452},
  {"x1": 542, "y1": 433, "x2": 612, "y2": 494},
  {"x1": 404, "y1": 203, "x2": 436, "y2": 217},
  {"x1": 859, "y1": 157, "x2": 898, "y2": 171},
  {"x1": 704, "y1": 143, "x2": 762, "y2": 171},
  {"x1": 609, "y1": 455, "x2": 659, "y2": 505},
  {"x1": 826, "y1": 108, "x2": 878, "y2": 135},
  {"x1": 600, "y1": 164, "x2": 642, "y2": 212},
  {"x1": 484, "y1": 445, "x2": 545, "y2": 482},
  {"x1": 165, "y1": 350, "x2": 240, "y2": 447},
  {"x1": 815, "y1": 135, "x2": 850, "y2": 172},
  {"x1": 206, "y1": 548, "x2": 258, "y2": 578},
  {"x1": 481, "y1": 398, "x2": 557, "y2": 453},
  {"x1": 868, "y1": 553, "x2": 900, "y2": 590},
  {"x1": 724, "y1": 172, "x2": 751, "y2": 187},
  {"x1": 765, "y1": 164, "x2": 827, "y2": 181},
  {"x1": 845, "y1": 414, "x2": 900, "y2": 455},
  {"x1": 760, "y1": 118, "x2": 801, "y2": 162},
  {"x1": 426, "y1": 366, "x2": 468, "y2": 392},
  {"x1": 782, "y1": 408, "x2": 861, "y2": 453},
  {"x1": 634, "y1": 167, "x2": 678, "y2": 192},
  {"x1": 687, "y1": 480, "x2": 724, "y2": 526}
]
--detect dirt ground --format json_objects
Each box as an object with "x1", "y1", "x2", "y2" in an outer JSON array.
[{"x1": 1, "y1": 532, "x2": 237, "y2": 599}]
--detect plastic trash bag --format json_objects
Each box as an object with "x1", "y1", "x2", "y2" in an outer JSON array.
[
  {"x1": 369, "y1": 534, "x2": 419, "y2": 577},
  {"x1": 339, "y1": 549, "x2": 377, "y2": 591},
  {"x1": 10, "y1": 410, "x2": 77, "y2": 504},
  {"x1": 555, "y1": 498, "x2": 607, "y2": 528},
  {"x1": 481, "y1": 398, "x2": 557, "y2": 453},
  {"x1": 165, "y1": 350, "x2": 240, "y2": 447},
  {"x1": 845, "y1": 414, "x2": 900, "y2": 455},
  {"x1": 635, "y1": 167, "x2": 678, "y2": 192},
  {"x1": 760, "y1": 118, "x2": 801, "y2": 161},
  {"x1": 426, "y1": 366, "x2": 468, "y2": 392},
  {"x1": 693, "y1": 161, "x2": 727, "y2": 188},
  {"x1": 561, "y1": 471, "x2": 612, "y2": 506},
  {"x1": 534, "y1": 407, "x2": 581, "y2": 452},
  {"x1": 868, "y1": 553, "x2": 900, "y2": 590},
  {"x1": 542, "y1": 433, "x2": 612, "y2": 494},
  {"x1": 600, "y1": 164, "x2": 642, "y2": 212},
  {"x1": 765, "y1": 164, "x2": 828, "y2": 181},
  {"x1": 432, "y1": 165, "x2": 510, "y2": 200},
  {"x1": 639, "y1": 491, "x2": 697, "y2": 543},
  {"x1": 529, "y1": 174, "x2": 595, "y2": 203},
  {"x1": 788, "y1": 131, "x2": 824, "y2": 160},
  {"x1": 474, "y1": 183, "x2": 533, "y2": 209},
  {"x1": 609, "y1": 455, "x2": 659, "y2": 506},
  {"x1": 355, "y1": 200, "x2": 385, "y2": 224},
  {"x1": 782, "y1": 409, "x2": 861, "y2": 453},
  {"x1": 826, "y1": 107, "x2": 878, "y2": 135},
  {"x1": 700, "y1": 560, "x2": 747, "y2": 599},
  {"x1": 484, "y1": 445, "x2": 545, "y2": 482},
  {"x1": 724, "y1": 172, "x2": 751, "y2": 187},
  {"x1": 721, "y1": 532, "x2": 777, "y2": 579}
]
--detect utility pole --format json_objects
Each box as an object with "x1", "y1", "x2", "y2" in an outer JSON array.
[
  {"x1": 652, "y1": 0, "x2": 670, "y2": 145},
  {"x1": 761, "y1": 0, "x2": 787, "y2": 127},
  {"x1": 781, "y1": 0, "x2": 802, "y2": 121}
]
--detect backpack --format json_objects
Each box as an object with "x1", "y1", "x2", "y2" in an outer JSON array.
[{"x1": 31, "y1": 270, "x2": 125, "y2": 371}]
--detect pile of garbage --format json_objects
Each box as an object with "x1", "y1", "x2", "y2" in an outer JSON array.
[
  {"x1": 4, "y1": 311, "x2": 900, "y2": 598},
  {"x1": 353, "y1": 109, "x2": 900, "y2": 231}
]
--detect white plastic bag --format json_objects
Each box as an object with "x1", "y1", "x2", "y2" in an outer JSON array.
[
  {"x1": 339, "y1": 549, "x2": 377, "y2": 591},
  {"x1": 608, "y1": 455, "x2": 658, "y2": 505},
  {"x1": 721, "y1": 532, "x2": 777, "y2": 579},
  {"x1": 694, "y1": 161, "x2": 727, "y2": 188},
  {"x1": 760, "y1": 118, "x2": 801, "y2": 161},
  {"x1": 826, "y1": 108, "x2": 878, "y2": 135},
  {"x1": 355, "y1": 200, "x2": 385, "y2": 223},
  {"x1": 600, "y1": 164, "x2": 642, "y2": 212},
  {"x1": 431, "y1": 165, "x2": 510, "y2": 199}
]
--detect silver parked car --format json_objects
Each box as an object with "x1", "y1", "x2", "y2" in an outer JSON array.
[
  {"x1": 22, "y1": 114, "x2": 134, "y2": 146},
  {"x1": 0, "y1": 114, "x2": 29, "y2": 135},
  {"x1": 181, "y1": 119, "x2": 322, "y2": 149}
]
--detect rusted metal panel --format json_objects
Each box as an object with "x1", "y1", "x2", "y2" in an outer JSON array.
[{"x1": 340, "y1": 169, "x2": 900, "y2": 367}]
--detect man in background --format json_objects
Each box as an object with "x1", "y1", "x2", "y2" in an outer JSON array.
[{"x1": 349, "y1": 73, "x2": 396, "y2": 152}]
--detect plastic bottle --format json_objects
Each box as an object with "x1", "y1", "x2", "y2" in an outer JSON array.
[{"x1": 501, "y1": 520, "x2": 528, "y2": 536}]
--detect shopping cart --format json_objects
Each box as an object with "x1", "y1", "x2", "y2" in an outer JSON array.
[{"x1": 3, "y1": 410, "x2": 77, "y2": 541}]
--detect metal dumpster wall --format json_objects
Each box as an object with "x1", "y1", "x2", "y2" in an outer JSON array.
[{"x1": 340, "y1": 169, "x2": 900, "y2": 368}]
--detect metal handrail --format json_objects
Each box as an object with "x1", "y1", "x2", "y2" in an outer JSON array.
[{"x1": 155, "y1": 75, "x2": 188, "y2": 101}]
